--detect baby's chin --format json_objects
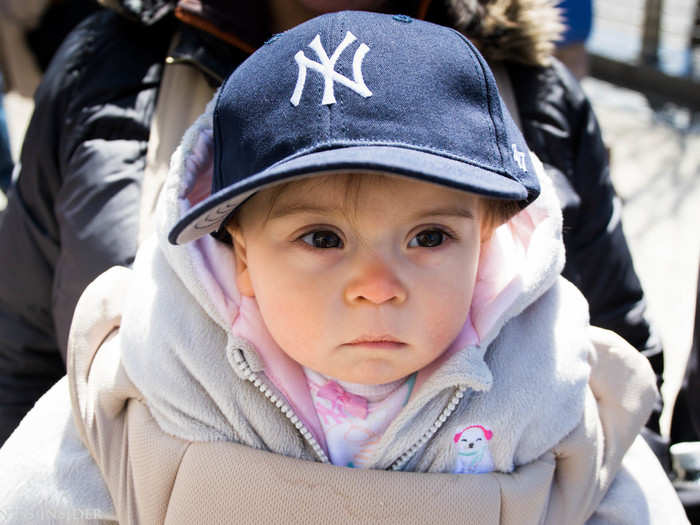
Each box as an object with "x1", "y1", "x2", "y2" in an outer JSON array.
[{"x1": 324, "y1": 359, "x2": 413, "y2": 386}]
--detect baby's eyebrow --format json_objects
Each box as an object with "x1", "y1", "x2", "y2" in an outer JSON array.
[
  {"x1": 268, "y1": 203, "x2": 475, "y2": 221},
  {"x1": 411, "y1": 206, "x2": 475, "y2": 220},
  {"x1": 268, "y1": 203, "x2": 339, "y2": 220}
]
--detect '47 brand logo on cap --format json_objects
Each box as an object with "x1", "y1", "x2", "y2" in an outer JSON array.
[
  {"x1": 512, "y1": 144, "x2": 528, "y2": 172},
  {"x1": 291, "y1": 31, "x2": 373, "y2": 106}
]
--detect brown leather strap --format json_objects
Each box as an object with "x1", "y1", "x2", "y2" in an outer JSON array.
[{"x1": 174, "y1": 7, "x2": 256, "y2": 54}]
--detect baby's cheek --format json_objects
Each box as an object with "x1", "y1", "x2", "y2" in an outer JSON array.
[
  {"x1": 263, "y1": 296, "x2": 309, "y2": 340},
  {"x1": 257, "y1": 287, "x2": 329, "y2": 358},
  {"x1": 421, "y1": 281, "x2": 472, "y2": 335},
  {"x1": 416, "y1": 303, "x2": 467, "y2": 359}
]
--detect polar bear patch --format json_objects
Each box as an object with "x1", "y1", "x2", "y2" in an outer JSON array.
[{"x1": 453, "y1": 425, "x2": 494, "y2": 474}]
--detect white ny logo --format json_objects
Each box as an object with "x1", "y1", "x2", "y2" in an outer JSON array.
[
  {"x1": 290, "y1": 31, "x2": 372, "y2": 107},
  {"x1": 512, "y1": 144, "x2": 528, "y2": 171}
]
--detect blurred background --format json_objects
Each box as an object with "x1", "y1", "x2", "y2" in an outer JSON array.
[{"x1": 582, "y1": 0, "x2": 699, "y2": 434}]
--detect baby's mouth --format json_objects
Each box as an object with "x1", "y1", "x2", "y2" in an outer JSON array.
[{"x1": 344, "y1": 335, "x2": 406, "y2": 349}]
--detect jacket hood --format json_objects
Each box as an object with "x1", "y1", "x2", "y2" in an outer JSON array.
[
  {"x1": 118, "y1": 92, "x2": 567, "y2": 456},
  {"x1": 99, "y1": 0, "x2": 562, "y2": 66},
  {"x1": 443, "y1": 0, "x2": 564, "y2": 66}
]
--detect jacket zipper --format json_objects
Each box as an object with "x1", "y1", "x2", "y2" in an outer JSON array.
[
  {"x1": 388, "y1": 385, "x2": 468, "y2": 471},
  {"x1": 231, "y1": 347, "x2": 467, "y2": 470},
  {"x1": 230, "y1": 348, "x2": 330, "y2": 464}
]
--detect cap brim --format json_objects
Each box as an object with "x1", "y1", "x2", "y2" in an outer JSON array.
[{"x1": 169, "y1": 145, "x2": 528, "y2": 245}]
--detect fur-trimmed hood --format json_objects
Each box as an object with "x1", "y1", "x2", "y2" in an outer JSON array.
[
  {"x1": 444, "y1": 0, "x2": 564, "y2": 66},
  {"x1": 98, "y1": 0, "x2": 563, "y2": 66}
]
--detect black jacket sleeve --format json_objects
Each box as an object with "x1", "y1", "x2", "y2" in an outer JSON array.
[
  {"x1": 671, "y1": 264, "x2": 700, "y2": 443},
  {"x1": 508, "y1": 60, "x2": 664, "y2": 429},
  {"x1": 0, "y1": 10, "x2": 173, "y2": 444}
]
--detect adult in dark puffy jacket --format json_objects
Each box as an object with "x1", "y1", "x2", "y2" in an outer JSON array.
[
  {"x1": 671, "y1": 266, "x2": 700, "y2": 445},
  {"x1": 668, "y1": 264, "x2": 700, "y2": 521},
  {"x1": 0, "y1": 0, "x2": 664, "y2": 445}
]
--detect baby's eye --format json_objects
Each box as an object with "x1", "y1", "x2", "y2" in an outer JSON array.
[
  {"x1": 408, "y1": 229, "x2": 447, "y2": 248},
  {"x1": 300, "y1": 230, "x2": 344, "y2": 249}
]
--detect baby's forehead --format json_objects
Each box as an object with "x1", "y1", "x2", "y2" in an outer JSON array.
[
  {"x1": 231, "y1": 173, "x2": 487, "y2": 231},
  {"x1": 270, "y1": 172, "x2": 394, "y2": 199},
  {"x1": 260, "y1": 171, "x2": 479, "y2": 213}
]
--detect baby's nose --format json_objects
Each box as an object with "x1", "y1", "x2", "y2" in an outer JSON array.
[{"x1": 344, "y1": 256, "x2": 407, "y2": 306}]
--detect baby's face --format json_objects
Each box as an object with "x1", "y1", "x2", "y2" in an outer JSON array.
[{"x1": 229, "y1": 173, "x2": 486, "y2": 385}]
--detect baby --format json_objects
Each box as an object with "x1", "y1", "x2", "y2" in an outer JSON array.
[
  {"x1": 0, "y1": 10, "x2": 685, "y2": 524},
  {"x1": 220, "y1": 169, "x2": 518, "y2": 469},
  {"x1": 161, "y1": 10, "x2": 554, "y2": 474}
]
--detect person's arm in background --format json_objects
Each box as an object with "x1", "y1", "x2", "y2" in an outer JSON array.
[
  {"x1": 0, "y1": 9, "x2": 173, "y2": 445},
  {"x1": 671, "y1": 265, "x2": 700, "y2": 444},
  {"x1": 508, "y1": 59, "x2": 665, "y2": 434}
]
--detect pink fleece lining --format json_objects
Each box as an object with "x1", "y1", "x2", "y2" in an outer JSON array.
[
  {"x1": 193, "y1": 235, "x2": 240, "y2": 321},
  {"x1": 470, "y1": 221, "x2": 527, "y2": 339},
  {"x1": 184, "y1": 128, "x2": 214, "y2": 207}
]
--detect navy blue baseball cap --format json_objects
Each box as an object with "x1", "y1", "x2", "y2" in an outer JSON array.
[{"x1": 169, "y1": 10, "x2": 539, "y2": 245}]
